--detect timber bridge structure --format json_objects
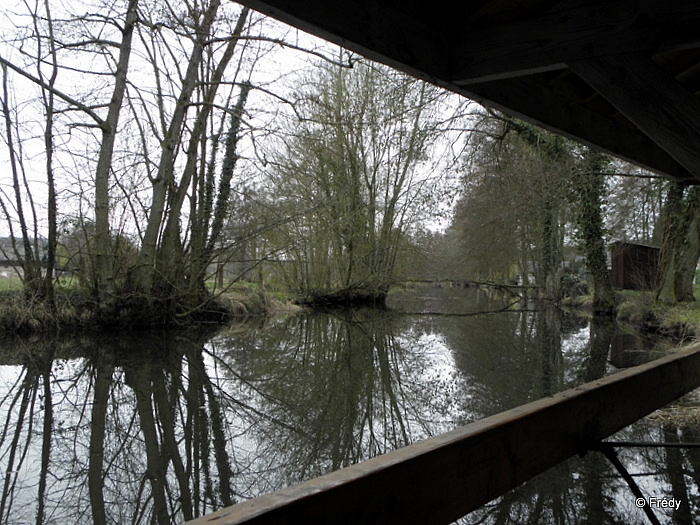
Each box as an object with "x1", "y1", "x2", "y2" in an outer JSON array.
[{"x1": 188, "y1": 0, "x2": 700, "y2": 523}]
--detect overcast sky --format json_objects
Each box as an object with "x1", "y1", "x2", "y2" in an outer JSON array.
[{"x1": 0, "y1": 1, "x2": 466, "y2": 239}]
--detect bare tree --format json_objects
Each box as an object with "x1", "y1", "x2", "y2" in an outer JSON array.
[
  {"x1": 0, "y1": 64, "x2": 44, "y2": 292},
  {"x1": 0, "y1": 1, "x2": 269, "y2": 321},
  {"x1": 267, "y1": 60, "x2": 449, "y2": 304},
  {"x1": 453, "y1": 114, "x2": 572, "y2": 292}
]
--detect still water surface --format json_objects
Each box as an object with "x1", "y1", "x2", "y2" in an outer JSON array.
[{"x1": 0, "y1": 287, "x2": 697, "y2": 524}]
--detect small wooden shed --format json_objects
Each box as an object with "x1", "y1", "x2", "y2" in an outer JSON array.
[{"x1": 610, "y1": 241, "x2": 659, "y2": 290}]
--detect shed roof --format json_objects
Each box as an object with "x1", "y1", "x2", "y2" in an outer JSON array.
[{"x1": 236, "y1": 0, "x2": 700, "y2": 183}]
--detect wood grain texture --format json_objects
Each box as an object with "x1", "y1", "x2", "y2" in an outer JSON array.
[
  {"x1": 450, "y1": 0, "x2": 700, "y2": 84},
  {"x1": 186, "y1": 344, "x2": 700, "y2": 525},
  {"x1": 570, "y1": 52, "x2": 700, "y2": 182}
]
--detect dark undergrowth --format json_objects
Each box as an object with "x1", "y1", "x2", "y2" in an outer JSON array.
[
  {"x1": 295, "y1": 287, "x2": 388, "y2": 308},
  {"x1": 565, "y1": 289, "x2": 700, "y2": 342},
  {"x1": 0, "y1": 286, "x2": 279, "y2": 334}
]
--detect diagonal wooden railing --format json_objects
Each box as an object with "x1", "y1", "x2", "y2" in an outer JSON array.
[{"x1": 186, "y1": 343, "x2": 700, "y2": 525}]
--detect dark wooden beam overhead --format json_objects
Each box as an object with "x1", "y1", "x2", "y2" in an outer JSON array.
[
  {"x1": 235, "y1": 0, "x2": 450, "y2": 82},
  {"x1": 235, "y1": 0, "x2": 700, "y2": 182},
  {"x1": 461, "y1": 76, "x2": 695, "y2": 181},
  {"x1": 450, "y1": 0, "x2": 700, "y2": 85},
  {"x1": 570, "y1": 53, "x2": 700, "y2": 182}
]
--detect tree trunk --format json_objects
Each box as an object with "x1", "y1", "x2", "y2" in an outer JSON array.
[
  {"x1": 656, "y1": 182, "x2": 696, "y2": 304},
  {"x1": 160, "y1": 8, "x2": 250, "y2": 290},
  {"x1": 540, "y1": 199, "x2": 560, "y2": 300},
  {"x1": 574, "y1": 150, "x2": 616, "y2": 315},
  {"x1": 1, "y1": 64, "x2": 42, "y2": 293},
  {"x1": 656, "y1": 183, "x2": 682, "y2": 303},
  {"x1": 673, "y1": 186, "x2": 700, "y2": 302},
  {"x1": 41, "y1": 0, "x2": 59, "y2": 305},
  {"x1": 93, "y1": 0, "x2": 139, "y2": 317},
  {"x1": 136, "y1": 0, "x2": 222, "y2": 295}
]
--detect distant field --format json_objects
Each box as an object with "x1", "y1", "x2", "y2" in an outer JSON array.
[{"x1": 0, "y1": 276, "x2": 23, "y2": 291}]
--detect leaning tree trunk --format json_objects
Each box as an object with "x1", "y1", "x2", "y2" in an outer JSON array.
[
  {"x1": 136, "y1": 0, "x2": 222, "y2": 297},
  {"x1": 160, "y1": 9, "x2": 250, "y2": 294},
  {"x1": 187, "y1": 82, "x2": 251, "y2": 297}
]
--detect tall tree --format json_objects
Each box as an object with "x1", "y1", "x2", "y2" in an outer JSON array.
[
  {"x1": 454, "y1": 114, "x2": 571, "y2": 294},
  {"x1": 571, "y1": 148, "x2": 615, "y2": 314},
  {"x1": 1, "y1": 64, "x2": 43, "y2": 293},
  {"x1": 92, "y1": 0, "x2": 139, "y2": 316},
  {"x1": 656, "y1": 182, "x2": 700, "y2": 304},
  {"x1": 0, "y1": 0, "x2": 276, "y2": 322},
  {"x1": 455, "y1": 112, "x2": 618, "y2": 313},
  {"x1": 267, "y1": 60, "x2": 446, "y2": 303},
  {"x1": 134, "y1": 0, "x2": 227, "y2": 294}
]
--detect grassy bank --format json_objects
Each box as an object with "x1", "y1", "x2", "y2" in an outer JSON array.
[
  {"x1": 0, "y1": 283, "x2": 300, "y2": 334},
  {"x1": 216, "y1": 285, "x2": 301, "y2": 317},
  {"x1": 563, "y1": 286, "x2": 700, "y2": 341},
  {"x1": 614, "y1": 289, "x2": 700, "y2": 340}
]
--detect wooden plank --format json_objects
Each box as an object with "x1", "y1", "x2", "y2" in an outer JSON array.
[
  {"x1": 570, "y1": 52, "x2": 700, "y2": 182},
  {"x1": 461, "y1": 77, "x2": 695, "y2": 181},
  {"x1": 186, "y1": 343, "x2": 700, "y2": 525},
  {"x1": 450, "y1": 0, "x2": 700, "y2": 85},
  {"x1": 234, "y1": 0, "x2": 449, "y2": 82},
  {"x1": 236, "y1": 0, "x2": 699, "y2": 181}
]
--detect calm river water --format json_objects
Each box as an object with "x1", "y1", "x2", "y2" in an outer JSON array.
[{"x1": 0, "y1": 287, "x2": 697, "y2": 524}]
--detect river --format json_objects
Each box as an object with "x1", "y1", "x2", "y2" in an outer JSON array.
[{"x1": 0, "y1": 286, "x2": 697, "y2": 524}]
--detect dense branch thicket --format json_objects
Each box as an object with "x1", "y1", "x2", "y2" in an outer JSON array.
[
  {"x1": 263, "y1": 61, "x2": 448, "y2": 305},
  {"x1": 450, "y1": 112, "x2": 672, "y2": 313},
  {"x1": 0, "y1": 0, "x2": 316, "y2": 325}
]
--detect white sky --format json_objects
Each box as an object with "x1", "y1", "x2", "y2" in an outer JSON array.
[{"x1": 0, "y1": 0, "x2": 467, "y2": 239}]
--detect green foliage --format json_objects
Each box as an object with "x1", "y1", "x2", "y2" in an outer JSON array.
[
  {"x1": 266, "y1": 60, "x2": 447, "y2": 300},
  {"x1": 452, "y1": 113, "x2": 573, "y2": 287},
  {"x1": 616, "y1": 289, "x2": 700, "y2": 339}
]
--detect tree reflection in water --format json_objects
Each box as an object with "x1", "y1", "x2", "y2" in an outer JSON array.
[{"x1": 0, "y1": 306, "x2": 697, "y2": 524}]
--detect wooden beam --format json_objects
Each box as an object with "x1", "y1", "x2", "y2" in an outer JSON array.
[
  {"x1": 450, "y1": 0, "x2": 700, "y2": 85},
  {"x1": 186, "y1": 344, "x2": 700, "y2": 525},
  {"x1": 233, "y1": 0, "x2": 449, "y2": 82},
  {"x1": 460, "y1": 76, "x2": 695, "y2": 181},
  {"x1": 238, "y1": 0, "x2": 696, "y2": 181},
  {"x1": 569, "y1": 52, "x2": 700, "y2": 182}
]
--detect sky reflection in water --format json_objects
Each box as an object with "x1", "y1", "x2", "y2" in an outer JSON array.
[{"x1": 0, "y1": 289, "x2": 696, "y2": 524}]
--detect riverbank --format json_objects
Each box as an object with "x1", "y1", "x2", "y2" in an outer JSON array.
[
  {"x1": 564, "y1": 289, "x2": 700, "y2": 341},
  {"x1": 0, "y1": 284, "x2": 301, "y2": 334},
  {"x1": 614, "y1": 291, "x2": 700, "y2": 340},
  {"x1": 564, "y1": 290, "x2": 700, "y2": 431}
]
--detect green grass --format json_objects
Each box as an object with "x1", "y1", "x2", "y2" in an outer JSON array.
[
  {"x1": 0, "y1": 276, "x2": 23, "y2": 291},
  {"x1": 656, "y1": 301, "x2": 700, "y2": 330},
  {"x1": 694, "y1": 283, "x2": 700, "y2": 298},
  {"x1": 615, "y1": 289, "x2": 700, "y2": 338}
]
